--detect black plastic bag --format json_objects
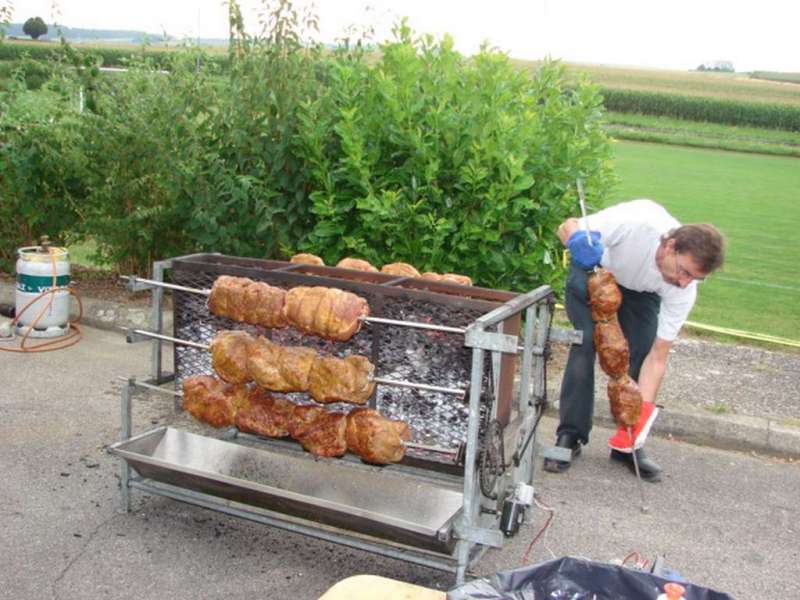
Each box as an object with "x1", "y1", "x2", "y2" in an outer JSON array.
[{"x1": 447, "y1": 556, "x2": 734, "y2": 600}]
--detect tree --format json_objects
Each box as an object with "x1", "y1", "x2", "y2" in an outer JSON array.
[
  {"x1": 0, "y1": 1, "x2": 13, "y2": 41},
  {"x1": 23, "y1": 16, "x2": 47, "y2": 40}
]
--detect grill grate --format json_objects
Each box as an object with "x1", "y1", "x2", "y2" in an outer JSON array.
[{"x1": 171, "y1": 264, "x2": 497, "y2": 458}]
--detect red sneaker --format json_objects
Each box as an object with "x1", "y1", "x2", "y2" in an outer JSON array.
[{"x1": 608, "y1": 401, "x2": 659, "y2": 453}]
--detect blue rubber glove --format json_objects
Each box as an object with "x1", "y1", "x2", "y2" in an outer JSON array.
[{"x1": 567, "y1": 230, "x2": 604, "y2": 270}]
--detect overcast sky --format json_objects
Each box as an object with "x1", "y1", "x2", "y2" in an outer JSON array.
[{"x1": 14, "y1": 1, "x2": 800, "y2": 73}]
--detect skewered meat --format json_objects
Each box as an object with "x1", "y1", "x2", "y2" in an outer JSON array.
[
  {"x1": 345, "y1": 407, "x2": 411, "y2": 465},
  {"x1": 182, "y1": 375, "x2": 410, "y2": 462},
  {"x1": 209, "y1": 330, "x2": 255, "y2": 384},
  {"x1": 592, "y1": 317, "x2": 630, "y2": 379},
  {"x1": 208, "y1": 276, "x2": 287, "y2": 328},
  {"x1": 587, "y1": 267, "x2": 641, "y2": 428},
  {"x1": 380, "y1": 262, "x2": 421, "y2": 278},
  {"x1": 182, "y1": 375, "x2": 248, "y2": 428},
  {"x1": 421, "y1": 272, "x2": 473, "y2": 286},
  {"x1": 207, "y1": 275, "x2": 252, "y2": 322},
  {"x1": 336, "y1": 257, "x2": 378, "y2": 272},
  {"x1": 283, "y1": 286, "x2": 369, "y2": 341},
  {"x1": 290, "y1": 253, "x2": 324, "y2": 266},
  {"x1": 607, "y1": 374, "x2": 642, "y2": 427},
  {"x1": 288, "y1": 405, "x2": 348, "y2": 457},
  {"x1": 209, "y1": 331, "x2": 374, "y2": 404},
  {"x1": 307, "y1": 355, "x2": 375, "y2": 404},
  {"x1": 247, "y1": 336, "x2": 318, "y2": 392},
  {"x1": 235, "y1": 387, "x2": 295, "y2": 437},
  {"x1": 587, "y1": 268, "x2": 622, "y2": 322}
]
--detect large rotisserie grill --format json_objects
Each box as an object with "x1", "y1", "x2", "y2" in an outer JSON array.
[{"x1": 111, "y1": 253, "x2": 574, "y2": 584}]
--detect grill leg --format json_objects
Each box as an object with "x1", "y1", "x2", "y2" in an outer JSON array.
[{"x1": 119, "y1": 379, "x2": 133, "y2": 513}]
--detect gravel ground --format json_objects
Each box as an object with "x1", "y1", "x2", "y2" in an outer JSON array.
[{"x1": 545, "y1": 332, "x2": 800, "y2": 424}]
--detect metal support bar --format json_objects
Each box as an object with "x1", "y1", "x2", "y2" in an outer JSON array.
[
  {"x1": 549, "y1": 326, "x2": 583, "y2": 345},
  {"x1": 463, "y1": 326, "x2": 519, "y2": 353},
  {"x1": 455, "y1": 525, "x2": 504, "y2": 549},
  {"x1": 455, "y1": 347, "x2": 486, "y2": 584},
  {"x1": 474, "y1": 285, "x2": 552, "y2": 329},
  {"x1": 119, "y1": 379, "x2": 133, "y2": 513}
]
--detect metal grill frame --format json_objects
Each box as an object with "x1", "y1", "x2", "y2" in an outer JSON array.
[{"x1": 117, "y1": 253, "x2": 560, "y2": 585}]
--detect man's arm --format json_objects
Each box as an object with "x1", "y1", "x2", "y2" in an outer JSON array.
[
  {"x1": 637, "y1": 337, "x2": 672, "y2": 404},
  {"x1": 557, "y1": 218, "x2": 580, "y2": 246}
]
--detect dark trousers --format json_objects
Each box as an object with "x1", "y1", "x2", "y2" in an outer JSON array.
[{"x1": 558, "y1": 265, "x2": 660, "y2": 444}]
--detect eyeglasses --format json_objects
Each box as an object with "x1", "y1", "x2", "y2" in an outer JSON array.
[{"x1": 672, "y1": 250, "x2": 707, "y2": 282}]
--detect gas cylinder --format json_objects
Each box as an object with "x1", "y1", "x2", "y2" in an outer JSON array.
[{"x1": 15, "y1": 237, "x2": 71, "y2": 338}]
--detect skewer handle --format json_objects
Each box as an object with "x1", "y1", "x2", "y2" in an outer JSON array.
[{"x1": 576, "y1": 178, "x2": 593, "y2": 247}]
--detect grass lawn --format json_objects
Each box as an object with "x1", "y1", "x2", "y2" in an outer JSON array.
[{"x1": 611, "y1": 141, "x2": 800, "y2": 342}]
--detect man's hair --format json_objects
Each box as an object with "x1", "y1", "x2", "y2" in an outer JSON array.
[{"x1": 665, "y1": 224, "x2": 726, "y2": 273}]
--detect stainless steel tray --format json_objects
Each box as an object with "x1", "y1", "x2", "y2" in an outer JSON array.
[{"x1": 109, "y1": 427, "x2": 463, "y2": 553}]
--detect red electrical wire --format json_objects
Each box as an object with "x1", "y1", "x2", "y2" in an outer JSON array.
[{"x1": 522, "y1": 494, "x2": 555, "y2": 564}]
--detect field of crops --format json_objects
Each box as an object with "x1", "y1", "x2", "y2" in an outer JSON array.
[
  {"x1": 513, "y1": 59, "x2": 800, "y2": 106},
  {"x1": 612, "y1": 141, "x2": 800, "y2": 342}
]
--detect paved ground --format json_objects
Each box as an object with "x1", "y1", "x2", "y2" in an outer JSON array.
[{"x1": 1, "y1": 325, "x2": 799, "y2": 599}]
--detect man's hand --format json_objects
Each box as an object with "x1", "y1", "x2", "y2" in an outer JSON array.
[{"x1": 567, "y1": 230, "x2": 604, "y2": 270}]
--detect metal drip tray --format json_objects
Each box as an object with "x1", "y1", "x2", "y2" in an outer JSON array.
[{"x1": 109, "y1": 427, "x2": 463, "y2": 553}]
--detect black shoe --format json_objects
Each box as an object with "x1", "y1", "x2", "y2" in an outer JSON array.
[
  {"x1": 610, "y1": 448, "x2": 662, "y2": 483},
  {"x1": 543, "y1": 433, "x2": 582, "y2": 473}
]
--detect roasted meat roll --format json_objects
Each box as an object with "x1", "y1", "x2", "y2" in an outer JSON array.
[
  {"x1": 290, "y1": 252, "x2": 325, "y2": 266},
  {"x1": 235, "y1": 387, "x2": 296, "y2": 438},
  {"x1": 288, "y1": 405, "x2": 348, "y2": 457},
  {"x1": 336, "y1": 257, "x2": 378, "y2": 272},
  {"x1": 247, "y1": 337, "x2": 318, "y2": 393},
  {"x1": 208, "y1": 276, "x2": 287, "y2": 328},
  {"x1": 421, "y1": 272, "x2": 473, "y2": 286},
  {"x1": 380, "y1": 262, "x2": 421, "y2": 278},
  {"x1": 587, "y1": 268, "x2": 622, "y2": 322},
  {"x1": 345, "y1": 407, "x2": 411, "y2": 465},
  {"x1": 182, "y1": 375, "x2": 248, "y2": 428},
  {"x1": 607, "y1": 374, "x2": 643, "y2": 428},
  {"x1": 207, "y1": 275, "x2": 253, "y2": 322},
  {"x1": 592, "y1": 317, "x2": 630, "y2": 379},
  {"x1": 307, "y1": 355, "x2": 375, "y2": 405},
  {"x1": 209, "y1": 330, "x2": 255, "y2": 384},
  {"x1": 283, "y1": 286, "x2": 369, "y2": 342}
]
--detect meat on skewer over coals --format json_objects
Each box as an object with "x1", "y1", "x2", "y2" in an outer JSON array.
[
  {"x1": 207, "y1": 277, "x2": 369, "y2": 342},
  {"x1": 181, "y1": 375, "x2": 410, "y2": 464},
  {"x1": 209, "y1": 330, "x2": 375, "y2": 405}
]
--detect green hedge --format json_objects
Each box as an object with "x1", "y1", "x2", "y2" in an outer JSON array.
[
  {"x1": 0, "y1": 41, "x2": 228, "y2": 70},
  {"x1": 601, "y1": 87, "x2": 800, "y2": 132},
  {"x1": 1, "y1": 8, "x2": 616, "y2": 289}
]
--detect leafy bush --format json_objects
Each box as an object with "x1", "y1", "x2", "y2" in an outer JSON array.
[
  {"x1": 601, "y1": 87, "x2": 800, "y2": 132},
  {"x1": 295, "y1": 23, "x2": 615, "y2": 289},
  {"x1": 0, "y1": 85, "x2": 87, "y2": 270},
  {"x1": 0, "y1": 1, "x2": 617, "y2": 289}
]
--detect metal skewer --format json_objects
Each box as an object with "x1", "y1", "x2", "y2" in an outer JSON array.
[
  {"x1": 123, "y1": 328, "x2": 467, "y2": 397},
  {"x1": 629, "y1": 426, "x2": 649, "y2": 514},
  {"x1": 121, "y1": 276, "x2": 467, "y2": 335}
]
